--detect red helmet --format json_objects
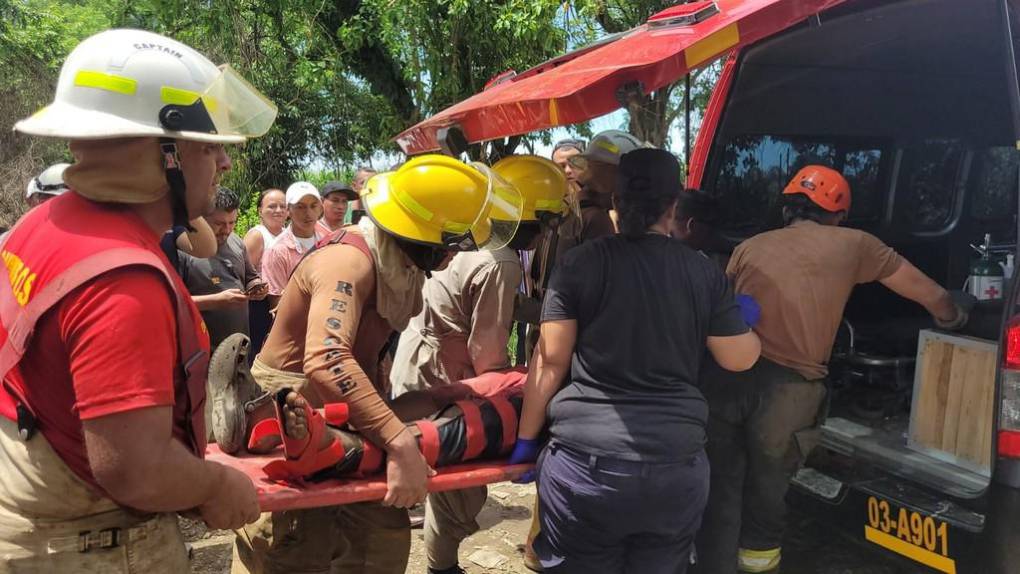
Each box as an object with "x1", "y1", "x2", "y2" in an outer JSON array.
[{"x1": 782, "y1": 165, "x2": 851, "y2": 213}]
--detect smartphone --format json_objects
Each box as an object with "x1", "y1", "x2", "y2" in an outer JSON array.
[{"x1": 245, "y1": 282, "x2": 267, "y2": 296}]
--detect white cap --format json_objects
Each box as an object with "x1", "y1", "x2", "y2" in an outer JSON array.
[
  {"x1": 285, "y1": 181, "x2": 320, "y2": 205},
  {"x1": 26, "y1": 163, "x2": 71, "y2": 198}
]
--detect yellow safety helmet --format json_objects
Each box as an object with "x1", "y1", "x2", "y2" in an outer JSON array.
[
  {"x1": 492, "y1": 155, "x2": 569, "y2": 224},
  {"x1": 362, "y1": 155, "x2": 522, "y2": 251}
]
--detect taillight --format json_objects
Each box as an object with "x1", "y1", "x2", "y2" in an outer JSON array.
[
  {"x1": 1006, "y1": 318, "x2": 1020, "y2": 369},
  {"x1": 999, "y1": 319, "x2": 1020, "y2": 457}
]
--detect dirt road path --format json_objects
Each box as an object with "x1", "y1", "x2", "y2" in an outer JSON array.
[{"x1": 187, "y1": 481, "x2": 922, "y2": 574}]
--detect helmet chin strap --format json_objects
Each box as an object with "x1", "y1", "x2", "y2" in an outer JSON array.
[{"x1": 158, "y1": 138, "x2": 193, "y2": 231}]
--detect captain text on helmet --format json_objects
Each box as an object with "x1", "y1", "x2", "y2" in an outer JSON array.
[{"x1": 0, "y1": 29, "x2": 277, "y2": 573}]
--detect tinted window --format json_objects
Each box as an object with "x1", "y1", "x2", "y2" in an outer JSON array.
[
  {"x1": 894, "y1": 140, "x2": 964, "y2": 232},
  {"x1": 712, "y1": 135, "x2": 885, "y2": 235},
  {"x1": 969, "y1": 147, "x2": 1018, "y2": 221}
]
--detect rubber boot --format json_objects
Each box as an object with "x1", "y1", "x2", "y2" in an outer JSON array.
[{"x1": 208, "y1": 333, "x2": 271, "y2": 454}]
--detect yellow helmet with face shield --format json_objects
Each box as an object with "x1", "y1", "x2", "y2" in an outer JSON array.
[
  {"x1": 492, "y1": 155, "x2": 569, "y2": 226},
  {"x1": 362, "y1": 155, "x2": 522, "y2": 251}
]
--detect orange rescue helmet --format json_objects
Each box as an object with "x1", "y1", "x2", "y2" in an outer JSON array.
[{"x1": 782, "y1": 165, "x2": 851, "y2": 213}]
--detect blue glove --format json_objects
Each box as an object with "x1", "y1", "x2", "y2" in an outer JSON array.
[
  {"x1": 736, "y1": 294, "x2": 761, "y2": 328},
  {"x1": 509, "y1": 438, "x2": 542, "y2": 484}
]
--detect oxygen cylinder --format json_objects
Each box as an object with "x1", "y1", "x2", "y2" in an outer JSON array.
[{"x1": 969, "y1": 234, "x2": 1004, "y2": 301}]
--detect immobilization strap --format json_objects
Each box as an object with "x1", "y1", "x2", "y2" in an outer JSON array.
[
  {"x1": 488, "y1": 395, "x2": 518, "y2": 454},
  {"x1": 415, "y1": 420, "x2": 441, "y2": 467},
  {"x1": 358, "y1": 442, "x2": 384, "y2": 476},
  {"x1": 264, "y1": 439, "x2": 345, "y2": 482},
  {"x1": 248, "y1": 419, "x2": 281, "y2": 451},
  {"x1": 323, "y1": 403, "x2": 350, "y2": 427},
  {"x1": 455, "y1": 400, "x2": 486, "y2": 460},
  {"x1": 262, "y1": 392, "x2": 346, "y2": 481}
]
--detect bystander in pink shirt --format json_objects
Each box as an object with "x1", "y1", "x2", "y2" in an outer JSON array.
[{"x1": 261, "y1": 225, "x2": 325, "y2": 296}]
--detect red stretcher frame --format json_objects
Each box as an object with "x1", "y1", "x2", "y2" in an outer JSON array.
[{"x1": 207, "y1": 445, "x2": 534, "y2": 512}]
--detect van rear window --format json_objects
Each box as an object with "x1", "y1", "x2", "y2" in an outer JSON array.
[
  {"x1": 893, "y1": 140, "x2": 964, "y2": 232},
  {"x1": 711, "y1": 135, "x2": 885, "y2": 235},
  {"x1": 969, "y1": 147, "x2": 1019, "y2": 221}
]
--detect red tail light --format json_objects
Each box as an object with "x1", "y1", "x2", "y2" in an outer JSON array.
[
  {"x1": 1000, "y1": 430, "x2": 1020, "y2": 458},
  {"x1": 1006, "y1": 319, "x2": 1020, "y2": 369},
  {"x1": 1000, "y1": 318, "x2": 1020, "y2": 457}
]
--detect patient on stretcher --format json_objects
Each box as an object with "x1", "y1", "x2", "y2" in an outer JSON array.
[
  {"x1": 261, "y1": 386, "x2": 522, "y2": 481},
  {"x1": 214, "y1": 357, "x2": 525, "y2": 482}
]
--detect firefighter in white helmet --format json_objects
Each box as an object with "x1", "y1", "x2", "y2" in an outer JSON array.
[
  {"x1": 0, "y1": 28, "x2": 276, "y2": 572},
  {"x1": 25, "y1": 162, "x2": 71, "y2": 208}
]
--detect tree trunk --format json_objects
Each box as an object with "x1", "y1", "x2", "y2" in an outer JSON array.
[{"x1": 626, "y1": 84, "x2": 674, "y2": 148}]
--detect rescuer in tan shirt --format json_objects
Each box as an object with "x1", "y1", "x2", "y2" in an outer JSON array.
[
  {"x1": 391, "y1": 156, "x2": 568, "y2": 574},
  {"x1": 693, "y1": 165, "x2": 966, "y2": 574},
  {"x1": 210, "y1": 155, "x2": 524, "y2": 574}
]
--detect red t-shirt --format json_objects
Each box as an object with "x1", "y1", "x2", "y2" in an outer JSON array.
[{"x1": 18, "y1": 267, "x2": 185, "y2": 492}]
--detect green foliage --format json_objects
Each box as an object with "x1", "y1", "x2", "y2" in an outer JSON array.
[
  {"x1": 0, "y1": 0, "x2": 718, "y2": 223},
  {"x1": 235, "y1": 200, "x2": 262, "y2": 240}
]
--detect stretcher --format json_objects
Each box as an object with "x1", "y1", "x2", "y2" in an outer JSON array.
[{"x1": 206, "y1": 444, "x2": 534, "y2": 512}]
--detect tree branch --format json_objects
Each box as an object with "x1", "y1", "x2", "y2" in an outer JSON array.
[{"x1": 317, "y1": 0, "x2": 421, "y2": 125}]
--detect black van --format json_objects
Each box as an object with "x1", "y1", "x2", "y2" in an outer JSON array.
[{"x1": 690, "y1": 0, "x2": 1020, "y2": 571}]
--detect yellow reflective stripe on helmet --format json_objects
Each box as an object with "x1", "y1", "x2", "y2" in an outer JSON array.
[
  {"x1": 161, "y1": 86, "x2": 219, "y2": 112},
  {"x1": 442, "y1": 221, "x2": 471, "y2": 234},
  {"x1": 74, "y1": 71, "x2": 137, "y2": 95},
  {"x1": 737, "y1": 547, "x2": 781, "y2": 573},
  {"x1": 595, "y1": 139, "x2": 620, "y2": 154},
  {"x1": 490, "y1": 186, "x2": 521, "y2": 216},
  {"x1": 391, "y1": 186, "x2": 472, "y2": 233},
  {"x1": 391, "y1": 186, "x2": 434, "y2": 222}
]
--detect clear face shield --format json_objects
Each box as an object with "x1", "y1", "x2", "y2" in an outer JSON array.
[
  {"x1": 158, "y1": 65, "x2": 278, "y2": 139},
  {"x1": 440, "y1": 163, "x2": 523, "y2": 252}
]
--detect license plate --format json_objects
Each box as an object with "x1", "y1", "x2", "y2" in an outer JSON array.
[{"x1": 864, "y1": 495, "x2": 957, "y2": 574}]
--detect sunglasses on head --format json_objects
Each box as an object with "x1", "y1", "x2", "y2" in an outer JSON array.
[{"x1": 553, "y1": 138, "x2": 587, "y2": 154}]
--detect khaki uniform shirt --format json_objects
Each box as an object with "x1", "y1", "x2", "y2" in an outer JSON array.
[
  {"x1": 530, "y1": 194, "x2": 615, "y2": 296},
  {"x1": 391, "y1": 248, "x2": 523, "y2": 395},
  {"x1": 727, "y1": 220, "x2": 902, "y2": 380}
]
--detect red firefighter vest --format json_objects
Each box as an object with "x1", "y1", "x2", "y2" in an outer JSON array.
[{"x1": 0, "y1": 192, "x2": 210, "y2": 457}]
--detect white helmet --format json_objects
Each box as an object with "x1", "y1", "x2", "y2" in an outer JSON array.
[
  {"x1": 26, "y1": 163, "x2": 71, "y2": 198},
  {"x1": 14, "y1": 29, "x2": 276, "y2": 143}
]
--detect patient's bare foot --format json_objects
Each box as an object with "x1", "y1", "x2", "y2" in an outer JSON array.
[
  {"x1": 282, "y1": 391, "x2": 333, "y2": 450},
  {"x1": 283, "y1": 391, "x2": 310, "y2": 440}
]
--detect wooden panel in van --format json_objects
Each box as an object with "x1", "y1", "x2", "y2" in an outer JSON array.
[{"x1": 909, "y1": 330, "x2": 996, "y2": 472}]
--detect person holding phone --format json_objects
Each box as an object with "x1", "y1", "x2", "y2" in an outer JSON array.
[{"x1": 181, "y1": 186, "x2": 268, "y2": 353}]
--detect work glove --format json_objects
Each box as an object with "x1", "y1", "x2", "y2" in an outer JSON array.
[
  {"x1": 935, "y1": 303, "x2": 969, "y2": 331},
  {"x1": 509, "y1": 437, "x2": 542, "y2": 484},
  {"x1": 736, "y1": 294, "x2": 761, "y2": 328}
]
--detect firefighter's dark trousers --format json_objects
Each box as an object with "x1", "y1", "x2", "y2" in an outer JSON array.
[{"x1": 692, "y1": 358, "x2": 827, "y2": 574}]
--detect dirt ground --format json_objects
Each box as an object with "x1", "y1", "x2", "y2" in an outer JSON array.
[
  {"x1": 184, "y1": 482, "x2": 539, "y2": 574},
  {"x1": 185, "y1": 482, "x2": 923, "y2": 574}
]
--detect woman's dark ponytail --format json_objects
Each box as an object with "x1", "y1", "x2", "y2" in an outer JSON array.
[{"x1": 616, "y1": 149, "x2": 682, "y2": 238}]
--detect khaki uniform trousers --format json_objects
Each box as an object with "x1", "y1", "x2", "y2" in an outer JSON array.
[
  {"x1": 231, "y1": 502, "x2": 410, "y2": 574},
  {"x1": 230, "y1": 359, "x2": 410, "y2": 574},
  {"x1": 424, "y1": 487, "x2": 488, "y2": 570},
  {"x1": 0, "y1": 418, "x2": 188, "y2": 574}
]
